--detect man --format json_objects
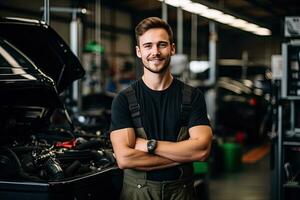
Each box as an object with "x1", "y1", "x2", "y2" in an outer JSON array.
[{"x1": 110, "y1": 17, "x2": 212, "y2": 200}]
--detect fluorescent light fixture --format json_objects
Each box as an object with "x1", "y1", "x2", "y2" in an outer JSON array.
[
  {"x1": 253, "y1": 27, "x2": 272, "y2": 36},
  {"x1": 158, "y1": 0, "x2": 271, "y2": 36},
  {"x1": 181, "y1": 3, "x2": 208, "y2": 14},
  {"x1": 164, "y1": 0, "x2": 189, "y2": 7},
  {"x1": 229, "y1": 19, "x2": 249, "y2": 29},
  {"x1": 201, "y1": 9, "x2": 224, "y2": 20},
  {"x1": 241, "y1": 24, "x2": 259, "y2": 32},
  {"x1": 214, "y1": 14, "x2": 236, "y2": 24}
]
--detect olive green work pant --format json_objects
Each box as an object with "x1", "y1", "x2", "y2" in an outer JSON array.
[{"x1": 120, "y1": 174, "x2": 197, "y2": 200}]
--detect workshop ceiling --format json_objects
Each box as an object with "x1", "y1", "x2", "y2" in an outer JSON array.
[
  {"x1": 0, "y1": 0, "x2": 299, "y2": 36},
  {"x1": 112, "y1": 0, "x2": 300, "y2": 36}
]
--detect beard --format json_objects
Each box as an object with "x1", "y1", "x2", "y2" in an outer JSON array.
[{"x1": 143, "y1": 55, "x2": 171, "y2": 74}]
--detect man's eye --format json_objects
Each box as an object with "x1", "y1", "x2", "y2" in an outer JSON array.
[
  {"x1": 159, "y1": 43, "x2": 167, "y2": 48},
  {"x1": 144, "y1": 45, "x2": 151, "y2": 49}
]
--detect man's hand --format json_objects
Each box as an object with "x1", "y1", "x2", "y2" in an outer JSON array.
[
  {"x1": 153, "y1": 125, "x2": 212, "y2": 162},
  {"x1": 110, "y1": 128, "x2": 179, "y2": 170},
  {"x1": 133, "y1": 125, "x2": 212, "y2": 163}
]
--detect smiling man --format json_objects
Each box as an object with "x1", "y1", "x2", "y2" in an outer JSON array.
[{"x1": 110, "y1": 17, "x2": 213, "y2": 200}]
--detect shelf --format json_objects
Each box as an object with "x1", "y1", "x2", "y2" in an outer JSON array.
[
  {"x1": 285, "y1": 130, "x2": 300, "y2": 139},
  {"x1": 283, "y1": 141, "x2": 300, "y2": 146},
  {"x1": 283, "y1": 182, "x2": 300, "y2": 189}
]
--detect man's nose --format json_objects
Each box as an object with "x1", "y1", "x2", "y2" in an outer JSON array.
[{"x1": 151, "y1": 45, "x2": 160, "y2": 56}]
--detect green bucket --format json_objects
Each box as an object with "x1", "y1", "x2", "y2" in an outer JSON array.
[{"x1": 221, "y1": 143, "x2": 242, "y2": 172}]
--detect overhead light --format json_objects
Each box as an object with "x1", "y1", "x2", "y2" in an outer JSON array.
[
  {"x1": 164, "y1": 0, "x2": 189, "y2": 7},
  {"x1": 181, "y1": 2, "x2": 208, "y2": 14},
  {"x1": 253, "y1": 27, "x2": 272, "y2": 36},
  {"x1": 201, "y1": 9, "x2": 224, "y2": 20},
  {"x1": 214, "y1": 14, "x2": 236, "y2": 24},
  {"x1": 189, "y1": 61, "x2": 210, "y2": 73},
  {"x1": 241, "y1": 24, "x2": 259, "y2": 32},
  {"x1": 229, "y1": 19, "x2": 249, "y2": 29},
  {"x1": 81, "y1": 8, "x2": 87, "y2": 14},
  {"x1": 158, "y1": 0, "x2": 271, "y2": 36}
]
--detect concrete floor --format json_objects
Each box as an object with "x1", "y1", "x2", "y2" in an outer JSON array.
[{"x1": 208, "y1": 154, "x2": 271, "y2": 200}]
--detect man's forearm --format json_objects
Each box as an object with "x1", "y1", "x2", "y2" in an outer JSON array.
[
  {"x1": 134, "y1": 126, "x2": 212, "y2": 163},
  {"x1": 117, "y1": 147, "x2": 179, "y2": 170},
  {"x1": 110, "y1": 128, "x2": 180, "y2": 171},
  {"x1": 134, "y1": 152, "x2": 180, "y2": 171},
  {"x1": 136, "y1": 139, "x2": 208, "y2": 162},
  {"x1": 154, "y1": 139, "x2": 210, "y2": 162}
]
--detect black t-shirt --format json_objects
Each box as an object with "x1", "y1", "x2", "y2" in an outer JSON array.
[{"x1": 110, "y1": 78, "x2": 210, "y2": 180}]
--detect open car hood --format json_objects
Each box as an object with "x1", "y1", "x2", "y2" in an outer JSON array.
[
  {"x1": 0, "y1": 37, "x2": 62, "y2": 134},
  {"x1": 0, "y1": 17, "x2": 85, "y2": 93}
]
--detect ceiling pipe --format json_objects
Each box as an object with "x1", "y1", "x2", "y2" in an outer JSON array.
[
  {"x1": 162, "y1": 0, "x2": 168, "y2": 22},
  {"x1": 177, "y1": 6, "x2": 183, "y2": 54},
  {"x1": 43, "y1": 0, "x2": 50, "y2": 24}
]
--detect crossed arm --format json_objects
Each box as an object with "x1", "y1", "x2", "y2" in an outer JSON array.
[{"x1": 110, "y1": 125, "x2": 212, "y2": 171}]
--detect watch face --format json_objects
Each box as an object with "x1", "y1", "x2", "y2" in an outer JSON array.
[
  {"x1": 147, "y1": 140, "x2": 157, "y2": 154},
  {"x1": 149, "y1": 143, "x2": 154, "y2": 149}
]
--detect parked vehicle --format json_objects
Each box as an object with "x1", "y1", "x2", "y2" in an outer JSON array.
[
  {"x1": 214, "y1": 64, "x2": 273, "y2": 144},
  {"x1": 0, "y1": 17, "x2": 121, "y2": 200}
]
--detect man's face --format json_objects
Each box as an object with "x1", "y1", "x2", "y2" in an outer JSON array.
[{"x1": 136, "y1": 28, "x2": 175, "y2": 74}]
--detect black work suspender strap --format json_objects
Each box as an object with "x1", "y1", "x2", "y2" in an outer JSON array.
[
  {"x1": 181, "y1": 84, "x2": 193, "y2": 126},
  {"x1": 124, "y1": 86, "x2": 143, "y2": 128},
  {"x1": 124, "y1": 83, "x2": 193, "y2": 128}
]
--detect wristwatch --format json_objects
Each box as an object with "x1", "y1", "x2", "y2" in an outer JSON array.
[{"x1": 147, "y1": 139, "x2": 157, "y2": 154}]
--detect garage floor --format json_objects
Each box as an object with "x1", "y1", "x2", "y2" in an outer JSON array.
[{"x1": 209, "y1": 145, "x2": 271, "y2": 200}]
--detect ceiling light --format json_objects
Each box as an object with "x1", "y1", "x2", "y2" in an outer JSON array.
[
  {"x1": 252, "y1": 27, "x2": 272, "y2": 36},
  {"x1": 201, "y1": 9, "x2": 224, "y2": 20},
  {"x1": 158, "y1": 0, "x2": 271, "y2": 36},
  {"x1": 189, "y1": 61, "x2": 210, "y2": 73},
  {"x1": 241, "y1": 24, "x2": 259, "y2": 32},
  {"x1": 181, "y1": 2, "x2": 208, "y2": 14},
  {"x1": 214, "y1": 14, "x2": 236, "y2": 24},
  {"x1": 164, "y1": 0, "x2": 190, "y2": 7},
  {"x1": 229, "y1": 19, "x2": 249, "y2": 29}
]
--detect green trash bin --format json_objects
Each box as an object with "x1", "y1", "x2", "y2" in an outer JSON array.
[
  {"x1": 221, "y1": 142, "x2": 242, "y2": 172},
  {"x1": 193, "y1": 161, "x2": 209, "y2": 175}
]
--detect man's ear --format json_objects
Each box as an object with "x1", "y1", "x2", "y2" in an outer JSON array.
[
  {"x1": 136, "y1": 46, "x2": 142, "y2": 58},
  {"x1": 171, "y1": 43, "x2": 176, "y2": 55}
]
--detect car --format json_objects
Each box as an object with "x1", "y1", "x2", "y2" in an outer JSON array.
[
  {"x1": 0, "y1": 17, "x2": 121, "y2": 200},
  {"x1": 214, "y1": 64, "x2": 273, "y2": 144}
]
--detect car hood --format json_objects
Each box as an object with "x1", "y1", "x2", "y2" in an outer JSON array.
[{"x1": 0, "y1": 17, "x2": 85, "y2": 94}]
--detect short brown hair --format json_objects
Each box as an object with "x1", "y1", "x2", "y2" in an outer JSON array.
[{"x1": 135, "y1": 17, "x2": 174, "y2": 46}]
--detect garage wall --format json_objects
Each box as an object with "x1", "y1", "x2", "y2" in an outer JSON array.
[
  {"x1": 0, "y1": 0, "x2": 282, "y2": 74},
  {"x1": 0, "y1": 0, "x2": 76, "y2": 45},
  {"x1": 218, "y1": 27, "x2": 281, "y2": 67},
  {"x1": 0, "y1": 0, "x2": 135, "y2": 73}
]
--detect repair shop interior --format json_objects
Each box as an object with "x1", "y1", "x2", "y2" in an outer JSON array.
[{"x1": 0, "y1": 0, "x2": 299, "y2": 200}]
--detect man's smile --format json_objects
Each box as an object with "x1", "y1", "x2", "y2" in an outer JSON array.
[{"x1": 148, "y1": 57, "x2": 164, "y2": 64}]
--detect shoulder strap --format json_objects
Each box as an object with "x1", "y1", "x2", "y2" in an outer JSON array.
[
  {"x1": 181, "y1": 83, "x2": 193, "y2": 126},
  {"x1": 124, "y1": 86, "x2": 142, "y2": 128}
]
